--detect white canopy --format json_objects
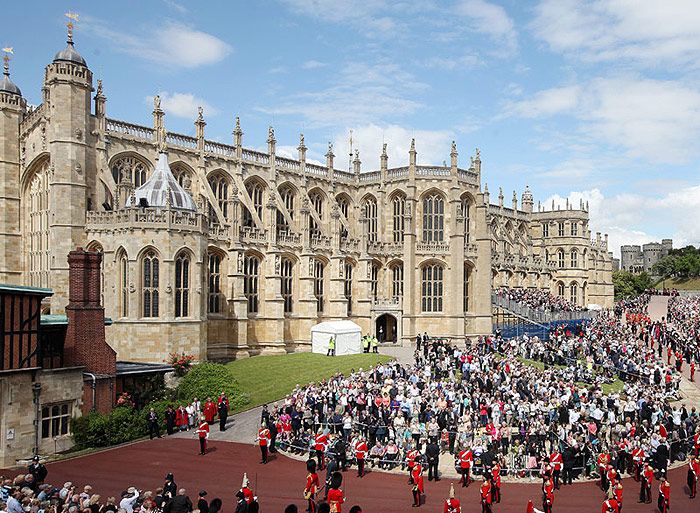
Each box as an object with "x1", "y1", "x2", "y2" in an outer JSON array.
[{"x1": 311, "y1": 320, "x2": 362, "y2": 355}]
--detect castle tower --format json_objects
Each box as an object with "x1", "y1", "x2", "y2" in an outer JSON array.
[
  {"x1": 0, "y1": 48, "x2": 26, "y2": 284},
  {"x1": 521, "y1": 186, "x2": 533, "y2": 214},
  {"x1": 43, "y1": 19, "x2": 93, "y2": 311}
]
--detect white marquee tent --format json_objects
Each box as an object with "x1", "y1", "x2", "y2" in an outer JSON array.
[{"x1": 310, "y1": 320, "x2": 362, "y2": 355}]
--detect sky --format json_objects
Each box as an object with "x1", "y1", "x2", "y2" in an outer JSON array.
[{"x1": 4, "y1": 0, "x2": 700, "y2": 257}]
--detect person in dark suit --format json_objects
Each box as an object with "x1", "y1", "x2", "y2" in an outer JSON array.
[
  {"x1": 426, "y1": 440, "x2": 440, "y2": 481},
  {"x1": 165, "y1": 489, "x2": 192, "y2": 513},
  {"x1": 197, "y1": 492, "x2": 209, "y2": 513}
]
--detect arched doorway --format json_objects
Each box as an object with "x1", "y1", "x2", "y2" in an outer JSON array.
[{"x1": 375, "y1": 313, "x2": 397, "y2": 343}]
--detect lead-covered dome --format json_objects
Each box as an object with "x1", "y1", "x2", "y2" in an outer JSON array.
[
  {"x1": 53, "y1": 40, "x2": 87, "y2": 66},
  {"x1": 126, "y1": 152, "x2": 196, "y2": 211},
  {"x1": 1, "y1": 54, "x2": 21, "y2": 95}
]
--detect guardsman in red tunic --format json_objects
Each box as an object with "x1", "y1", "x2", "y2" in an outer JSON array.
[
  {"x1": 411, "y1": 462, "x2": 424, "y2": 507},
  {"x1": 617, "y1": 439, "x2": 629, "y2": 475},
  {"x1": 614, "y1": 482, "x2": 623, "y2": 511},
  {"x1": 406, "y1": 445, "x2": 420, "y2": 484},
  {"x1": 602, "y1": 496, "x2": 619, "y2": 513},
  {"x1": 550, "y1": 450, "x2": 563, "y2": 490},
  {"x1": 315, "y1": 431, "x2": 329, "y2": 470},
  {"x1": 607, "y1": 466, "x2": 618, "y2": 491},
  {"x1": 443, "y1": 484, "x2": 460, "y2": 513},
  {"x1": 457, "y1": 447, "x2": 473, "y2": 487},
  {"x1": 195, "y1": 419, "x2": 209, "y2": 455},
  {"x1": 490, "y1": 462, "x2": 502, "y2": 503},
  {"x1": 304, "y1": 459, "x2": 320, "y2": 513},
  {"x1": 598, "y1": 451, "x2": 611, "y2": 491},
  {"x1": 542, "y1": 477, "x2": 554, "y2": 513},
  {"x1": 240, "y1": 473, "x2": 254, "y2": 505},
  {"x1": 327, "y1": 472, "x2": 344, "y2": 513},
  {"x1": 355, "y1": 437, "x2": 368, "y2": 478},
  {"x1": 258, "y1": 421, "x2": 270, "y2": 464},
  {"x1": 688, "y1": 454, "x2": 699, "y2": 499},
  {"x1": 658, "y1": 477, "x2": 670, "y2": 513},
  {"x1": 639, "y1": 464, "x2": 653, "y2": 504},
  {"x1": 694, "y1": 432, "x2": 700, "y2": 458},
  {"x1": 480, "y1": 477, "x2": 492, "y2": 513},
  {"x1": 690, "y1": 360, "x2": 696, "y2": 382},
  {"x1": 631, "y1": 445, "x2": 644, "y2": 481}
]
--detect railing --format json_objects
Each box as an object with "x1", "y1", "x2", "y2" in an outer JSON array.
[
  {"x1": 239, "y1": 226, "x2": 268, "y2": 244},
  {"x1": 464, "y1": 242, "x2": 478, "y2": 257},
  {"x1": 205, "y1": 141, "x2": 235, "y2": 157},
  {"x1": 276, "y1": 230, "x2": 302, "y2": 247},
  {"x1": 367, "y1": 241, "x2": 404, "y2": 256},
  {"x1": 85, "y1": 208, "x2": 204, "y2": 229},
  {"x1": 306, "y1": 163, "x2": 327, "y2": 177},
  {"x1": 359, "y1": 171, "x2": 381, "y2": 182},
  {"x1": 310, "y1": 234, "x2": 331, "y2": 250},
  {"x1": 416, "y1": 241, "x2": 450, "y2": 254},
  {"x1": 459, "y1": 169, "x2": 479, "y2": 181},
  {"x1": 416, "y1": 165, "x2": 451, "y2": 177},
  {"x1": 208, "y1": 223, "x2": 230, "y2": 240},
  {"x1": 340, "y1": 237, "x2": 360, "y2": 252},
  {"x1": 166, "y1": 132, "x2": 198, "y2": 150},
  {"x1": 241, "y1": 149, "x2": 270, "y2": 166},
  {"x1": 106, "y1": 118, "x2": 155, "y2": 140},
  {"x1": 334, "y1": 169, "x2": 355, "y2": 182},
  {"x1": 373, "y1": 297, "x2": 402, "y2": 308},
  {"x1": 276, "y1": 157, "x2": 301, "y2": 172},
  {"x1": 387, "y1": 166, "x2": 409, "y2": 179},
  {"x1": 492, "y1": 292, "x2": 596, "y2": 324}
]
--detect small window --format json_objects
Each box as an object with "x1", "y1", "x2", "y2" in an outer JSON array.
[
  {"x1": 41, "y1": 402, "x2": 71, "y2": 439},
  {"x1": 558, "y1": 222, "x2": 565, "y2": 237},
  {"x1": 542, "y1": 223, "x2": 549, "y2": 238},
  {"x1": 571, "y1": 222, "x2": 578, "y2": 237}
]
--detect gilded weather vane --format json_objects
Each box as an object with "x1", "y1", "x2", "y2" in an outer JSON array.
[{"x1": 65, "y1": 11, "x2": 80, "y2": 42}]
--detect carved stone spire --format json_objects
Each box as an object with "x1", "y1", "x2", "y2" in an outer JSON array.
[{"x1": 233, "y1": 116, "x2": 243, "y2": 148}]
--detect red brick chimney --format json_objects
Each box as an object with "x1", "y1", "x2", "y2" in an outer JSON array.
[{"x1": 64, "y1": 247, "x2": 116, "y2": 413}]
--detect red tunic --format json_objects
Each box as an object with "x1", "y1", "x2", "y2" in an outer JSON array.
[
  {"x1": 458, "y1": 450, "x2": 473, "y2": 468},
  {"x1": 196, "y1": 422, "x2": 209, "y2": 438},
  {"x1": 327, "y1": 488, "x2": 344, "y2": 513},
  {"x1": 444, "y1": 498, "x2": 460, "y2": 513},
  {"x1": 315, "y1": 433, "x2": 329, "y2": 452},
  {"x1": 550, "y1": 452, "x2": 563, "y2": 471},
  {"x1": 480, "y1": 482, "x2": 492, "y2": 504},
  {"x1": 355, "y1": 441, "x2": 368, "y2": 460},
  {"x1": 203, "y1": 401, "x2": 217, "y2": 422},
  {"x1": 644, "y1": 467, "x2": 654, "y2": 484},
  {"x1": 406, "y1": 449, "x2": 419, "y2": 469},
  {"x1": 176, "y1": 408, "x2": 188, "y2": 428},
  {"x1": 601, "y1": 498, "x2": 619, "y2": 513},
  {"x1": 242, "y1": 487, "x2": 254, "y2": 505},
  {"x1": 492, "y1": 463, "x2": 501, "y2": 487},
  {"x1": 305, "y1": 472, "x2": 320, "y2": 497},
  {"x1": 258, "y1": 428, "x2": 270, "y2": 446},
  {"x1": 411, "y1": 464, "x2": 424, "y2": 493},
  {"x1": 659, "y1": 481, "x2": 670, "y2": 501}
]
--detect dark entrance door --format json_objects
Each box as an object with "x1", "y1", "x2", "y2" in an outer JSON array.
[{"x1": 375, "y1": 313, "x2": 397, "y2": 343}]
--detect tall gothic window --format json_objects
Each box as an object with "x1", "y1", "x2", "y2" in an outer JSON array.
[
  {"x1": 463, "y1": 264, "x2": 471, "y2": 312},
  {"x1": 208, "y1": 253, "x2": 223, "y2": 314},
  {"x1": 243, "y1": 182, "x2": 263, "y2": 228},
  {"x1": 26, "y1": 162, "x2": 51, "y2": 288},
  {"x1": 175, "y1": 253, "x2": 190, "y2": 318},
  {"x1": 571, "y1": 222, "x2": 578, "y2": 237},
  {"x1": 118, "y1": 250, "x2": 129, "y2": 317},
  {"x1": 421, "y1": 264, "x2": 443, "y2": 312},
  {"x1": 422, "y1": 193, "x2": 444, "y2": 242},
  {"x1": 370, "y1": 263, "x2": 379, "y2": 299},
  {"x1": 557, "y1": 281, "x2": 565, "y2": 297},
  {"x1": 142, "y1": 250, "x2": 159, "y2": 318},
  {"x1": 337, "y1": 196, "x2": 349, "y2": 239},
  {"x1": 309, "y1": 192, "x2": 323, "y2": 238},
  {"x1": 344, "y1": 261, "x2": 353, "y2": 316},
  {"x1": 209, "y1": 174, "x2": 229, "y2": 221},
  {"x1": 172, "y1": 165, "x2": 192, "y2": 190},
  {"x1": 462, "y1": 198, "x2": 471, "y2": 243},
  {"x1": 365, "y1": 198, "x2": 378, "y2": 243},
  {"x1": 558, "y1": 222, "x2": 565, "y2": 237},
  {"x1": 570, "y1": 282, "x2": 578, "y2": 305},
  {"x1": 281, "y1": 258, "x2": 293, "y2": 314},
  {"x1": 542, "y1": 223, "x2": 549, "y2": 238},
  {"x1": 111, "y1": 156, "x2": 148, "y2": 187},
  {"x1": 392, "y1": 194, "x2": 405, "y2": 243},
  {"x1": 391, "y1": 263, "x2": 403, "y2": 300},
  {"x1": 277, "y1": 187, "x2": 295, "y2": 234},
  {"x1": 314, "y1": 259, "x2": 325, "y2": 314},
  {"x1": 571, "y1": 249, "x2": 578, "y2": 268},
  {"x1": 558, "y1": 249, "x2": 565, "y2": 269},
  {"x1": 244, "y1": 255, "x2": 260, "y2": 314}
]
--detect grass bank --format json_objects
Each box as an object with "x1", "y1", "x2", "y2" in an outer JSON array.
[
  {"x1": 654, "y1": 277, "x2": 700, "y2": 290},
  {"x1": 226, "y1": 352, "x2": 392, "y2": 413}
]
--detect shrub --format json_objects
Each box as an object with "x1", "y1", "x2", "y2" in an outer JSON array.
[{"x1": 176, "y1": 362, "x2": 249, "y2": 410}]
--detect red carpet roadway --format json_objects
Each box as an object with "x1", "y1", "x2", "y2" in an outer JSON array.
[{"x1": 4, "y1": 438, "x2": 696, "y2": 513}]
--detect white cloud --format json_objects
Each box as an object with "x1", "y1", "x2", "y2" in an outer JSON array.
[
  {"x1": 301, "y1": 60, "x2": 327, "y2": 69},
  {"x1": 83, "y1": 18, "x2": 232, "y2": 68},
  {"x1": 330, "y1": 124, "x2": 454, "y2": 171},
  {"x1": 162, "y1": 0, "x2": 188, "y2": 13},
  {"x1": 262, "y1": 61, "x2": 426, "y2": 127},
  {"x1": 146, "y1": 92, "x2": 217, "y2": 119},
  {"x1": 545, "y1": 186, "x2": 700, "y2": 257},
  {"x1": 418, "y1": 53, "x2": 483, "y2": 70},
  {"x1": 531, "y1": 0, "x2": 700, "y2": 67},
  {"x1": 457, "y1": 0, "x2": 517, "y2": 52},
  {"x1": 506, "y1": 77, "x2": 700, "y2": 164}
]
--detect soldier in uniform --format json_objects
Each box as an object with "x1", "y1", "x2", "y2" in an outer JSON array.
[
  {"x1": 196, "y1": 418, "x2": 209, "y2": 455},
  {"x1": 315, "y1": 430, "x2": 329, "y2": 470},
  {"x1": 258, "y1": 421, "x2": 271, "y2": 464},
  {"x1": 598, "y1": 450, "x2": 611, "y2": 491},
  {"x1": 550, "y1": 449, "x2": 563, "y2": 490},
  {"x1": 443, "y1": 484, "x2": 460, "y2": 513},
  {"x1": 411, "y1": 461, "x2": 424, "y2": 508},
  {"x1": 602, "y1": 492, "x2": 619, "y2": 513},
  {"x1": 658, "y1": 477, "x2": 670, "y2": 513},
  {"x1": 406, "y1": 444, "x2": 420, "y2": 484},
  {"x1": 456, "y1": 446, "x2": 472, "y2": 487},
  {"x1": 304, "y1": 459, "x2": 320, "y2": 513},
  {"x1": 542, "y1": 477, "x2": 554, "y2": 513},
  {"x1": 327, "y1": 472, "x2": 344, "y2": 513},
  {"x1": 479, "y1": 477, "x2": 492, "y2": 513},
  {"x1": 490, "y1": 461, "x2": 501, "y2": 504},
  {"x1": 639, "y1": 464, "x2": 653, "y2": 504},
  {"x1": 614, "y1": 482, "x2": 623, "y2": 512},
  {"x1": 355, "y1": 436, "x2": 368, "y2": 478}
]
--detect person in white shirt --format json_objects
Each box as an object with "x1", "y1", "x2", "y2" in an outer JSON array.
[{"x1": 119, "y1": 488, "x2": 140, "y2": 513}]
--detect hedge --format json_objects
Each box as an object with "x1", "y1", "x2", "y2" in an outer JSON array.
[{"x1": 71, "y1": 363, "x2": 249, "y2": 450}]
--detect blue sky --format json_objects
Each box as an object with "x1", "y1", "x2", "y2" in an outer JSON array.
[{"x1": 4, "y1": 0, "x2": 700, "y2": 256}]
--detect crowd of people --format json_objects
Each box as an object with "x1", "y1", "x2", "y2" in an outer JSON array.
[
  {"x1": 259, "y1": 293, "x2": 699, "y2": 511},
  {"x1": 496, "y1": 288, "x2": 585, "y2": 313}
]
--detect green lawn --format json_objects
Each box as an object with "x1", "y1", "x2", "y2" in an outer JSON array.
[
  {"x1": 226, "y1": 352, "x2": 392, "y2": 413},
  {"x1": 654, "y1": 277, "x2": 700, "y2": 290}
]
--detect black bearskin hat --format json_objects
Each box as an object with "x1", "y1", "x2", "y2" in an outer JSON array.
[
  {"x1": 330, "y1": 471, "x2": 343, "y2": 490},
  {"x1": 306, "y1": 459, "x2": 317, "y2": 473}
]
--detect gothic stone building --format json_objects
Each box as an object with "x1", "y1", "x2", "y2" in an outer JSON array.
[{"x1": 0, "y1": 34, "x2": 613, "y2": 362}]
